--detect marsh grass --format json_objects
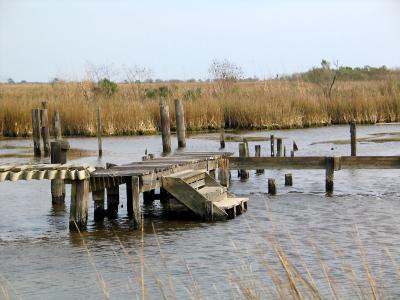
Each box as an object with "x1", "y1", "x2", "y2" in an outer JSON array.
[{"x1": 0, "y1": 80, "x2": 399, "y2": 137}]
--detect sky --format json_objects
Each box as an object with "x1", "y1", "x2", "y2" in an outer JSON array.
[{"x1": 0, "y1": 0, "x2": 399, "y2": 82}]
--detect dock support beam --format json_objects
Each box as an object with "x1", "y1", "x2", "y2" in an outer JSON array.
[
  {"x1": 106, "y1": 163, "x2": 119, "y2": 218},
  {"x1": 218, "y1": 158, "x2": 230, "y2": 188},
  {"x1": 93, "y1": 189, "x2": 106, "y2": 222},
  {"x1": 126, "y1": 176, "x2": 141, "y2": 228},
  {"x1": 70, "y1": 179, "x2": 89, "y2": 231},
  {"x1": 350, "y1": 122, "x2": 356, "y2": 156},
  {"x1": 50, "y1": 141, "x2": 69, "y2": 204},
  {"x1": 160, "y1": 99, "x2": 171, "y2": 154},
  {"x1": 52, "y1": 111, "x2": 62, "y2": 140},
  {"x1": 255, "y1": 145, "x2": 264, "y2": 174},
  {"x1": 175, "y1": 99, "x2": 186, "y2": 148}
]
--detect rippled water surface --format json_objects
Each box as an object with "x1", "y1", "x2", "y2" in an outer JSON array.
[{"x1": 1, "y1": 124, "x2": 400, "y2": 299}]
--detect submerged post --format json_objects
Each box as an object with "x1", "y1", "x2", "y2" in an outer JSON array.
[
  {"x1": 255, "y1": 145, "x2": 264, "y2": 174},
  {"x1": 126, "y1": 176, "x2": 141, "y2": 228},
  {"x1": 175, "y1": 98, "x2": 186, "y2": 148},
  {"x1": 69, "y1": 179, "x2": 89, "y2": 231},
  {"x1": 276, "y1": 138, "x2": 283, "y2": 157},
  {"x1": 97, "y1": 107, "x2": 103, "y2": 157},
  {"x1": 350, "y1": 122, "x2": 356, "y2": 156},
  {"x1": 238, "y1": 143, "x2": 249, "y2": 179},
  {"x1": 40, "y1": 101, "x2": 50, "y2": 157},
  {"x1": 268, "y1": 179, "x2": 276, "y2": 195},
  {"x1": 270, "y1": 134, "x2": 275, "y2": 157},
  {"x1": 32, "y1": 108, "x2": 41, "y2": 157},
  {"x1": 285, "y1": 174, "x2": 293, "y2": 186},
  {"x1": 220, "y1": 127, "x2": 226, "y2": 149},
  {"x1": 325, "y1": 157, "x2": 335, "y2": 195},
  {"x1": 53, "y1": 111, "x2": 62, "y2": 140},
  {"x1": 160, "y1": 99, "x2": 171, "y2": 154}
]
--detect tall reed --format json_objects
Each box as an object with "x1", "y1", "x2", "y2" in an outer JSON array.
[{"x1": 0, "y1": 80, "x2": 399, "y2": 137}]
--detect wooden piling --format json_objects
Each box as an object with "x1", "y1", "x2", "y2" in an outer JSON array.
[
  {"x1": 126, "y1": 176, "x2": 141, "y2": 228},
  {"x1": 32, "y1": 108, "x2": 41, "y2": 157},
  {"x1": 350, "y1": 122, "x2": 356, "y2": 156},
  {"x1": 160, "y1": 99, "x2": 171, "y2": 154},
  {"x1": 40, "y1": 102, "x2": 50, "y2": 157},
  {"x1": 276, "y1": 138, "x2": 283, "y2": 157},
  {"x1": 238, "y1": 143, "x2": 249, "y2": 179},
  {"x1": 50, "y1": 141, "x2": 67, "y2": 204},
  {"x1": 93, "y1": 189, "x2": 105, "y2": 222},
  {"x1": 175, "y1": 99, "x2": 186, "y2": 148},
  {"x1": 285, "y1": 173, "x2": 293, "y2": 186},
  {"x1": 97, "y1": 107, "x2": 103, "y2": 157},
  {"x1": 255, "y1": 145, "x2": 264, "y2": 174},
  {"x1": 53, "y1": 111, "x2": 62, "y2": 140},
  {"x1": 268, "y1": 179, "x2": 276, "y2": 195},
  {"x1": 220, "y1": 127, "x2": 226, "y2": 149},
  {"x1": 325, "y1": 157, "x2": 335, "y2": 195},
  {"x1": 69, "y1": 179, "x2": 89, "y2": 231},
  {"x1": 106, "y1": 163, "x2": 119, "y2": 218},
  {"x1": 291, "y1": 150, "x2": 295, "y2": 157},
  {"x1": 293, "y1": 141, "x2": 298, "y2": 152},
  {"x1": 218, "y1": 158, "x2": 230, "y2": 188},
  {"x1": 270, "y1": 135, "x2": 275, "y2": 157}
]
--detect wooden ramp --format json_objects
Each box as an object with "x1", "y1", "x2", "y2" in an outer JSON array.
[{"x1": 162, "y1": 170, "x2": 247, "y2": 220}]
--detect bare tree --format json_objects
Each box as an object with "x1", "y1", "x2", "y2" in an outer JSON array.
[
  {"x1": 305, "y1": 59, "x2": 340, "y2": 99},
  {"x1": 209, "y1": 59, "x2": 243, "y2": 91},
  {"x1": 122, "y1": 65, "x2": 153, "y2": 99}
]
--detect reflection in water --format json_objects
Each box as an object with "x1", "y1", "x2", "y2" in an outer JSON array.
[{"x1": 1, "y1": 124, "x2": 400, "y2": 298}]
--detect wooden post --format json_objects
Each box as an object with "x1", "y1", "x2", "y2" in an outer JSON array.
[
  {"x1": 350, "y1": 122, "x2": 356, "y2": 157},
  {"x1": 40, "y1": 101, "x2": 50, "y2": 157},
  {"x1": 93, "y1": 189, "x2": 106, "y2": 222},
  {"x1": 32, "y1": 108, "x2": 41, "y2": 157},
  {"x1": 220, "y1": 127, "x2": 226, "y2": 149},
  {"x1": 291, "y1": 150, "x2": 295, "y2": 157},
  {"x1": 276, "y1": 138, "x2": 283, "y2": 157},
  {"x1": 53, "y1": 111, "x2": 62, "y2": 140},
  {"x1": 106, "y1": 163, "x2": 119, "y2": 218},
  {"x1": 238, "y1": 143, "x2": 249, "y2": 179},
  {"x1": 293, "y1": 141, "x2": 298, "y2": 152},
  {"x1": 97, "y1": 107, "x2": 103, "y2": 157},
  {"x1": 218, "y1": 158, "x2": 230, "y2": 188},
  {"x1": 175, "y1": 98, "x2": 186, "y2": 148},
  {"x1": 325, "y1": 157, "x2": 335, "y2": 195},
  {"x1": 268, "y1": 179, "x2": 276, "y2": 195},
  {"x1": 126, "y1": 176, "x2": 141, "y2": 228},
  {"x1": 285, "y1": 174, "x2": 293, "y2": 186},
  {"x1": 283, "y1": 145, "x2": 286, "y2": 157},
  {"x1": 50, "y1": 141, "x2": 68, "y2": 204},
  {"x1": 69, "y1": 179, "x2": 89, "y2": 231},
  {"x1": 270, "y1": 135, "x2": 275, "y2": 157},
  {"x1": 255, "y1": 145, "x2": 264, "y2": 174},
  {"x1": 160, "y1": 99, "x2": 171, "y2": 154}
]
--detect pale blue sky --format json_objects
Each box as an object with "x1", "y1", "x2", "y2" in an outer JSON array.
[{"x1": 0, "y1": 0, "x2": 399, "y2": 82}]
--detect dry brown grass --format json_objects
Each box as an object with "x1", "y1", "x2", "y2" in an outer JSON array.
[{"x1": 0, "y1": 79, "x2": 399, "y2": 137}]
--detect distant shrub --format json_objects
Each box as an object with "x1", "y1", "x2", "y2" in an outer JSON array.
[
  {"x1": 144, "y1": 86, "x2": 172, "y2": 99},
  {"x1": 93, "y1": 78, "x2": 118, "y2": 98},
  {"x1": 183, "y1": 88, "x2": 202, "y2": 100}
]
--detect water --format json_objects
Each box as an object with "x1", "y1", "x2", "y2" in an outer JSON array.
[{"x1": 0, "y1": 124, "x2": 400, "y2": 299}]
